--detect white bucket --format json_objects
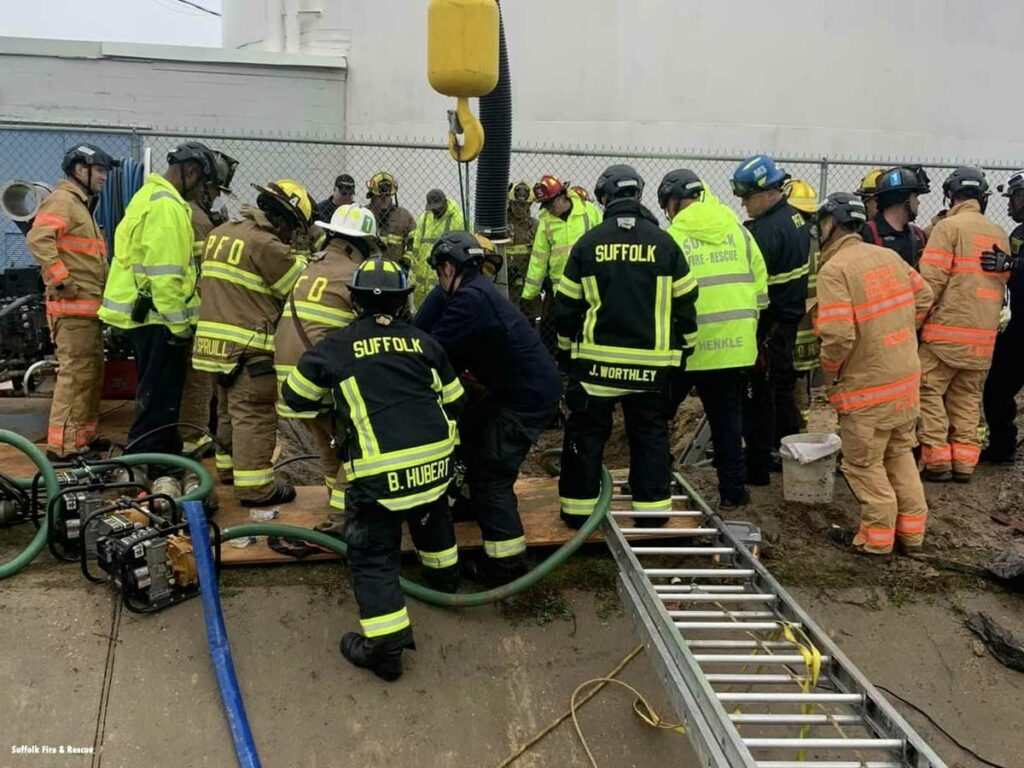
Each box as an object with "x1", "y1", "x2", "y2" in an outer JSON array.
[{"x1": 779, "y1": 432, "x2": 842, "y2": 504}]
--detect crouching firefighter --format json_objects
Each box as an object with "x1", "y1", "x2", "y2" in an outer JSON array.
[
  {"x1": 283, "y1": 257, "x2": 465, "y2": 681},
  {"x1": 556, "y1": 165, "x2": 699, "y2": 529},
  {"x1": 415, "y1": 232, "x2": 562, "y2": 586},
  {"x1": 192, "y1": 180, "x2": 312, "y2": 506},
  {"x1": 275, "y1": 204, "x2": 380, "y2": 532}
]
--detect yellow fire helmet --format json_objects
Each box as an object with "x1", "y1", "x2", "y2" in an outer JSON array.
[
  {"x1": 785, "y1": 179, "x2": 818, "y2": 215},
  {"x1": 317, "y1": 204, "x2": 378, "y2": 238},
  {"x1": 252, "y1": 179, "x2": 314, "y2": 227},
  {"x1": 508, "y1": 180, "x2": 533, "y2": 203},
  {"x1": 856, "y1": 168, "x2": 885, "y2": 198},
  {"x1": 367, "y1": 171, "x2": 398, "y2": 198}
]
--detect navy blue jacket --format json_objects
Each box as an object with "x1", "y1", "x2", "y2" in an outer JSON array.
[
  {"x1": 414, "y1": 271, "x2": 562, "y2": 417},
  {"x1": 1010, "y1": 223, "x2": 1024, "y2": 315}
]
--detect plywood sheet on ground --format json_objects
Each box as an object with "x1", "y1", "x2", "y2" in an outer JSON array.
[{"x1": 215, "y1": 477, "x2": 700, "y2": 566}]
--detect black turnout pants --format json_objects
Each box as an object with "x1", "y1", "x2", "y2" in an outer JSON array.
[
  {"x1": 743, "y1": 321, "x2": 800, "y2": 478},
  {"x1": 125, "y1": 325, "x2": 190, "y2": 456},
  {"x1": 984, "y1": 317, "x2": 1024, "y2": 458}
]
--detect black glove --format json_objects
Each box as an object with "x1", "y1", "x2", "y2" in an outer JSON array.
[{"x1": 981, "y1": 244, "x2": 1017, "y2": 273}]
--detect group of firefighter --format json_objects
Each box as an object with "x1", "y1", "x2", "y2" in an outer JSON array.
[{"x1": 26, "y1": 141, "x2": 1023, "y2": 681}]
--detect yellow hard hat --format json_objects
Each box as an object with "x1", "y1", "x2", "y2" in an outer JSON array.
[
  {"x1": 856, "y1": 168, "x2": 885, "y2": 198},
  {"x1": 785, "y1": 179, "x2": 818, "y2": 214},
  {"x1": 508, "y1": 180, "x2": 533, "y2": 203},
  {"x1": 367, "y1": 171, "x2": 398, "y2": 198},
  {"x1": 252, "y1": 179, "x2": 314, "y2": 226}
]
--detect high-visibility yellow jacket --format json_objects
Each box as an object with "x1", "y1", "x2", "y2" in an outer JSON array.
[
  {"x1": 665, "y1": 193, "x2": 768, "y2": 371},
  {"x1": 191, "y1": 207, "x2": 308, "y2": 373},
  {"x1": 99, "y1": 174, "x2": 196, "y2": 335},
  {"x1": 27, "y1": 180, "x2": 108, "y2": 318},
  {"x1": 522, "y1": 190, "x2": 600, "y2": 301},
  {"x1": 409, "y1": 199, "x2": 464, "y2": 308}
]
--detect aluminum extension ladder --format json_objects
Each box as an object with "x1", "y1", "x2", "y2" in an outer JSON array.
[{"x1": 602, "y1": 471, "x2": 948, "y2": 768}]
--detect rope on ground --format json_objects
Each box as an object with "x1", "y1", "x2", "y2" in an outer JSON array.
[{"x1": 496, "y1": 644, "x2": 684, "y2": 768}]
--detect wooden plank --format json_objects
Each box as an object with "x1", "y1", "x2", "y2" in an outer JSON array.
[{"x1": 215, "y1": 478, "x2": 700, "y2": 566}]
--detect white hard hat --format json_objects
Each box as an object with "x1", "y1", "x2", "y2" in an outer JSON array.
[{"x1": 316, "y1": 204, "x2": 378, "y2": 238}]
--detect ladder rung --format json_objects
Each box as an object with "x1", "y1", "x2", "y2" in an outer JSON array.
[
  {"x1": 632, "y1": 547, "x2": 734, "y2": 556},
  {"x1": 611, "y1": 494, "x2": 688, "y2": 501},
  {"x1": 758, "y1": 763, "x2": 900, "y2": 768},
  {"x1": 694, "y1": 654, "x2": 830, "y2": 665},
  {"x1": 733, "y1": 713, "x2": 863, "y2": 725},
  {"x1": 710, "y1": 674, "x2": 813, "y2": 684},
  {"x1": 687, "y1": 640, "x2": 796, "y2": 649},
  {"x1": 719, "y1": 693, "x2": 861, "y2": 703},
  {"x1": 662, "y1": 593, "x2": 775, "y2": 603},
  {"x1": 669, "y1": 611, "x2": 775, "y2": 620},
  {"x1": 645, "y1": 568, "x2": 753, "y2": 578},
  {"x1": 675, "y1": 622, "x2": 794, "y2": 631},
  {"x1": 655, "y1": 584, "x2": 746, "y2": 593},
  {"x1": 747, "y1": 738, "x2": 903, "y2": 749},
  {"x1": 619, "y1": 527, "x2": 717, "y2": 536},
  {"x1": 612, "y1": 510, "x2": 701, "y2": 517}
]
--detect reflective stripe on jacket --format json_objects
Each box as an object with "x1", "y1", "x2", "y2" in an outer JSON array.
[
  {"x1": 99, "y1": 174, "x2": 196, "y2": 334},
  {"x1": 555, "y1": 198, "x2": 698, "y2": 397},
  {"x1": 192, "y1": 207, "x2": 307, "y2": 373},
  {"x1": 281, "y1": 315, "x2": 465, "y2": 512},
  {"x1": 666, "y1": 193, "x2": 768, "y2": 371},
  {"x1": 27, "y1": 180, "x2": 108, "y2": 318},
  {"x1": 918, "y1": 199, "x2": 1010, "y2": 370},
  {"x1": 274, "y1": 239, "x2": 362, "y2": 417},
  {"x1": 522, "y1": 190, "x2": 600, "y2": 301},
  {"x1": 816, "y1": 233, "x2": 934, "y2": 427},
  {"x1": 409, "y1": 200, "x2": 464, "y2": 308}
]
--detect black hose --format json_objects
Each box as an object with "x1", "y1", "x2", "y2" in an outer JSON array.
[{"x1": 473, "y1": 0, "x2": 511, "y2": 239}]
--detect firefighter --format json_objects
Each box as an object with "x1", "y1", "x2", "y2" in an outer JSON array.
[
  {"x1": 556, "y1": 165, "x2": 699, "y2": 528},
  {"x1": 192, "y1": 180, "x2": 312, "y2": 506},
  {"x1": 365, "y1": 171, "x2": 415, "y2": 262},
  {"x1": 918, "y1": 167, "x2": 1011, "y2": 483},
  {"x1": 100, "y1": 141, "x2": 217, "y2": 457},
  {"x1": 980, "y1": 171, "x2": 1024, "y2": 464},
  {"x1": 505, "y1": 180, "x2": 538, "y2": 302},
  {"x1": 283, "y1": 257, "x2": 464, "y2": 681},
  {"x1": 414, "y1": 231, "x2": 560, "y2": 583},
  {"x1": 814, "y1": 193, "x2": 933, "y2": 556},
  {"x1": 731, "y1": 154, "x2": 810, "y2": 484},
  {"x1": 860, "y1": 166, "x2": 931, "y2": 270},
  {"x1": 856, "y1": 168, "x2": 885, "y2": 222},
  {"x1": 785, "y1": 179, "x2": 821, "y2": 429},
  {"x1": 659, "y1": 169, "x2": 767, "y2": 509},
  {"x1": 315, "y1": 173, "x2": 355, "y2": 223},
  {"x1": 27, "y1": 144, "x2": 117, "y2": 459},
  {"x1": 408, "y1": 188, "x2": 464, "y2": 309},
  {"x1": 180, "y1": 149, "x2": 239, "y2": 456},
  {"x1": 521, "y1": 175, "x2": 600, "y2": 349},
  {"x1": 274, "y1": 204, "x2": 379, "y2": 533}
]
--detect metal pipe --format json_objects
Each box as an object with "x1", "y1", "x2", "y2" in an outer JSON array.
[
  {"x1": 694, "y1": 654, "x2": 830, "y2": 664},
  {"x1": 23, "y1": 358, "x2": 57, "y2": 393},
  {"x1": 719, "y1": 693, "x2": 861, "y2": 703},
  {"x1": 631, "y1": 547, "x2": 734, "y2": 556},
  {"x1": 668, "y1": 611, "x2": 775, "y2": 619},
  {"x1": 687, "y1": 640, "x2": 797, "y2": 649},
  {"x1": 675, "y1": 622, "x2": 793, "y2": 631},
  {"x1": 618, "y1": 527, "x2": 718, "y2": 536},
  {"x1": 731, "y1": 713, "x2": 863, "y2": 725},
  {"x1": 757, "y1": 763, "x2": 900, "y2": 768},
  {"x1": 709, "y1": 675, "x2": 812, "y2": 685},
  {"x1": 645, "y1": 568, "x2": 753, "y2": 578},
  {"x1": 663, "y1": 593, "x2": 775, "y2": 602},
  {"x1": 612, "y1": 494, "x2": 688, "y2": 502},
  {"x1": 656, "y1": 585, "x2": 747, "y2": 593},
  {"x1": 612, "y1": 510, "x2": 701, "y2": 517},
  {"x1": 745, "y1": 738, "x2": 902, "y2": 749}
]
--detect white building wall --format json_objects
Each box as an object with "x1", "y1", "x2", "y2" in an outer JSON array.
[
  {"x1": 223, "y1": 0, "x2": 1024, "y2": 164},
  {"x1": 0, "y1": 37, "x2": 347, "y2": 140}
]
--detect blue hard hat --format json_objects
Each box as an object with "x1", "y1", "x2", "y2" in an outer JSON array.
[{"x1": 731, "y1": 154, "x2": 790, "y2": 197}]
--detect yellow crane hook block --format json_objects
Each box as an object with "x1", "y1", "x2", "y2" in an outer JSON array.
[{"x1": 427, "y1": 0, "x2": 499, "y2": 162}]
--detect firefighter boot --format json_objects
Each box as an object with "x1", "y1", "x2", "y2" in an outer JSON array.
[
  {"x1": 240, "y1": 478, "x2": 296, "y2": 508},
  {"x1": 462, "y1": 553, "x2": 528, "y2": 588},
  {"x1": 340, "y1": 632, "x2": 412, "y2": 682}
]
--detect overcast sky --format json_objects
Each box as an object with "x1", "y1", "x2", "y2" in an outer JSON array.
[{"x1": 5, "y1": 0, "x2": 223, "y2": 48}]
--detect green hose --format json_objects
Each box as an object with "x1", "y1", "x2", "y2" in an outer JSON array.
[
  {"x1": 0, "y1": 436, "x2": 212, "y2": 581},
  {"x1": 223, "y1": 461, "x2": 612, "y2": 608},
  {"x1": 0, "y1": 430, "x2": 61, "y2": 580}
]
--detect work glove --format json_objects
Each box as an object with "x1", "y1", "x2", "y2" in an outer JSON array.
[
  {"x1": 520, "y1": 297, "x2": 542, "y2": 323},
  {"x1": 53, "y1": 281, "x2": 79, "y2": 301},
  {"x1": 981, "y1": 244, "x2": 1017, "y2": 273}
]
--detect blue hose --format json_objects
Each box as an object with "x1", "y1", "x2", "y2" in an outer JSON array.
[
  {"x1": 184, "y1": 501, "x2": 262, "y2": 768},
  {"x1": 97, "y1": 157, "x2": 144, "y2": 256}
]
